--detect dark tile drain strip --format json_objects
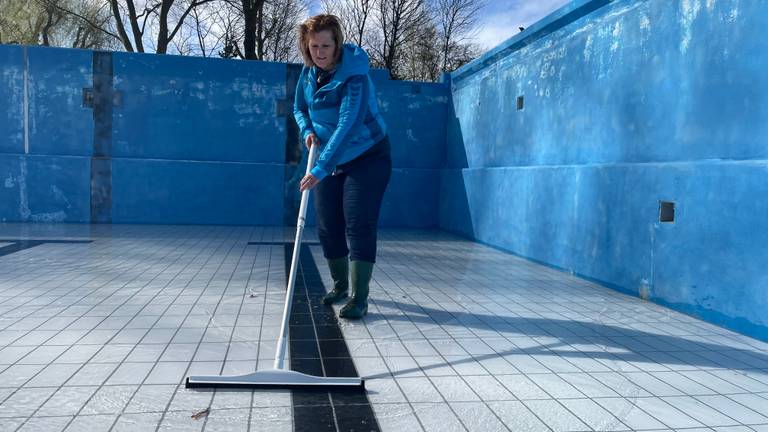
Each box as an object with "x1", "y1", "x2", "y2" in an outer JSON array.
[
  {"x1": 284, "y1": 244, "x2": 380, "y2": 432},
  {"x1": 0, "y1": 239, "x2": 93, "y2": 258},
  {"x1": 248, "y1": 241, "x2": 321, "y2": 246}
]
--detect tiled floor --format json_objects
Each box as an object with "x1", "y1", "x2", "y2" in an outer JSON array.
[{"x1": 0, "y1": 224, "x2": 767, "y2": 432}]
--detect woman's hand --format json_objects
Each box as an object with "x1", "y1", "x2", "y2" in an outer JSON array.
[
  {"x1": 300, "y1": 134, "x2": 319, "y2": 191},
  {"x1": 300, "y1": 174, "x2": 319, "y2": 192},
  {"x1": 305, "y1": 133, "x2": 318, "y2": 149}
]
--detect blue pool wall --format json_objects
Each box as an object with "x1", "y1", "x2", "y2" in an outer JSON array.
[
  {"x1": 0, "y1": 46, "x2": 448, "y2": 226},
  {"x1": 440, "y1": 0, "x2": 768, "y2": 340}
]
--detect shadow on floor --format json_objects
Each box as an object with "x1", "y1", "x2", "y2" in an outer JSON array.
[{"x1": 361, "y1": 299, "x2": 768, "y2": 379}]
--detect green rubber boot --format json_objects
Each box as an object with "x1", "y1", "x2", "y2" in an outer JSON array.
[
  {"x1": 322, "y1": 256, "x2": 349, "y2": 305},
  {"x1": 339, "y1": 260, "x2": 374, "y2": 319}
]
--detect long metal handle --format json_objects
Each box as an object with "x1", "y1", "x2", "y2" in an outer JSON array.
[{"x1": 274, "y1": 144, "x2": 318, "y2": 370}]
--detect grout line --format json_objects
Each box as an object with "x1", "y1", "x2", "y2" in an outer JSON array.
[
  {"x1": 23, "y1": 47, "x2": 29, "y2": 155},
  {"x1": 9, "y1": 233, "x2": 197, "y2": 431},
  {"x1": 148, "y1": 227, "x2": 248, "y2": 432},
  {"x1": 4, "y1": 227, "x2": 768, "y2": 431}
]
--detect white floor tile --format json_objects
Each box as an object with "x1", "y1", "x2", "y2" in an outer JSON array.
[
  {"x1": 3, "y1": 225, "x2": 768, "y2": 432},
  {"x1": 411, "y1": 402, "x2": 467, "y2": 432},
  {"x1": 523, "y1": 399, "x2": 589, "y2": 432}
]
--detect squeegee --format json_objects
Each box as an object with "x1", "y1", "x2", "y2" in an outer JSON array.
[{"x1": 186, "y1": 144, "x2": 364, "y2": 389}]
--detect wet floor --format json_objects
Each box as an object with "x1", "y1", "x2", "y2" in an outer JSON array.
[{"x1": 0, "y1": 224, "x2": 767, "y2": 431}]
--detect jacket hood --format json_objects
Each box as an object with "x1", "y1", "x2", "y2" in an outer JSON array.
[{"x1": 330, "y1": 44, "x2": 370, "y2": 82}]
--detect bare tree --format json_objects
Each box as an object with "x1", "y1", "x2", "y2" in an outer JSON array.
[
  {"x1": 106, "y1": 0, "x2": 148, "y2": 51},
  {"x1": 0, "y1": 1, "x2": 46, "y2": 45},
  {"x1": 434, "y1": 0, "x2": 483, "y2": 71},
  {"x1": 106, "y1": 0, "x2": 216, "y2": 54},
  {"x1": 321, "y1": 0, "x2": 374, "y2": 47},
  {"x1": 2, "y1": 0, "x2": 483, "y2": 77},
  {"x1": 375, "y1": 0, "x2": 429, "y2": 79},
  {"x1": 443, "y1": 39, "x2": 480, "y2": 71},
  {"x1": 293, "y1": 0, "x2": 482, "y2": 80},
  {"x1": 225, "y1": 0, "x2": 306, "y2": 61},
  {"x1": 39, "y1": 1, "x2": 65, "y2": 45},
  {"x1": 69, "y1": 1, "x2": 117, "y2": 48},
  {"x1": 260, "y1": 0, "x2": 307, "y2": 61},
  {"x1": 48, "y1": 0, "x2": 231, "y2": 54},
  {"x1": 239, "y1": 0, "x2": 264, "y2": 59},
  {"x1": 216, "y1": 3, "x2": 244, "y2": 58},
  {"x1": 177, "y1": 1, "x2": 229, "y2": 56},
  {"x1": 256, "y1": 0, "x2": 303, "y2": 61},
  {"x1": 169, "y1": 16, "x2": 198, "y2": 54},
  {"x1": 0, "y1": 0, "x2": 118, "y2": 49},
  {"x1": 399, "y1": 19, "x2": 439, "y2": 81}
]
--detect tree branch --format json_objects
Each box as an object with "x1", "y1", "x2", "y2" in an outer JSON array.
[
  {"x1": 47, "y1": 0, "x2": 123, "y2": 43},
  {"x1": 124, "y1": 0, "x2": 145, "y2": 51},
  {"x1": 168, "y1": 0, "x2": 216, "y2": 43},
  {"x1": 108, "y1": 0, "x2": 135, "y2": 51}
]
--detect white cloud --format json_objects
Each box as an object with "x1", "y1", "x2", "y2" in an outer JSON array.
[
  {"x1": 473, "y1": 0, "x2": 570, "y2": 50},
  {"x1": 306, "y1": 0, "x2": 569, "y2": 53}
]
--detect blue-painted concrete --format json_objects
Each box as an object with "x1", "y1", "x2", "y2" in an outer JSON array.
[
  {"x1": 0, "y1": 46, "x2": 447, "y2": 227},
  {"x1": 380, "y1": 169, "x2": 440, "y2": 228},
  {"x1": 0, "y1": 45, "x2": 24, "y2": 155},
  {"x1": 0, "y1": 154, "x2": 90, "y2": 222},
  {"x1": 112, "y1": 53, "x2": 287, "y2": 163},
  {"x1": 372, "y1": 73, "x2": 450, "y2": 169},
  {"x1": 651, "y1": 161, "x2": 768, "y2": 340},
  {"x1": 111, "y1": 159, "x2": 284, "y2": 225},
  {"x1": 28, "y1": 47, "x2": 94, "y2": 156},
  {"x1": 451, "y1": 0, "x2": 614, "y2": 84},
  {"x1": 443, "y1": 0, "x2": 768, "y2": 339},
  {"x1": 0, "y1": 155, "x2": 22, "y2": 221},
  {"x1": 292, "y1": 164, "x2": 440, "y2": 228},
  {"x1": 26, "y1": 155, "x2": 91, "y2": 222},
  {"x1": 452, "y1": 0, "x2": 768, "y2": 168}
]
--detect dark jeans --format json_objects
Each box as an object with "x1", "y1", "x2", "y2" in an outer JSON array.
[{"x1": 314, "y1": 137, "x2": 392, "y2": 263}]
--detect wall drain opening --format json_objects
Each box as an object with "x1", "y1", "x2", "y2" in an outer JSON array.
[
  {"x1": 517, "y1": 95, "x2": 524, "y2": 110},
  {"x1": 659, "y1": 201, "x2": 675, "y2": 223}
]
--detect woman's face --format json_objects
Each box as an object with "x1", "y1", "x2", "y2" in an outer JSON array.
[{"x1": 308, "y1": 30, "x2": 336, "y2": 70}]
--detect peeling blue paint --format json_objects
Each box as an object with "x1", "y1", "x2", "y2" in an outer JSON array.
[
  {"x1": 27, "y1": 47, "x2": 93, "y2": 156},
  {"x1": 442, "y1": 0, "x2": 768, "y2": 340},
  {"x1": 1, "y1": 46, "x2": 448, "y2": 227},
  {"x1": 0, "y1": 45, "x2": 25, "y2": 155},
  {"x1": 0, "y1": 154, "x2": 89, "y2": 222},
  {"x1": 372, "y1": 76, "x2": 449, "y2": 169},
  {"x1": 112, "y1": 52, "x2": 286, "y2": 163},
  {"x1": 5, "y1": 0, "x2": 763, "y2": 342}
]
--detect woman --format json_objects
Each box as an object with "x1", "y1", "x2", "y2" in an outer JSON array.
[{"x1": 293, "y1": 14, "x2": 391, "y2": 319}]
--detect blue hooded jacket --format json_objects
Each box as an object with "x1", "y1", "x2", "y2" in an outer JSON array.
[{"x1": 293, "y1": 44, "x2": 387, "y2": 180}]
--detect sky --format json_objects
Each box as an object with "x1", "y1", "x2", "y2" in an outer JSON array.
[
  {"x1": 473, "y1": 0, "x2": 570, "y2": 50},
  {"x1": 307, "y1": 0, "x2": 571, "y2": 52}
]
